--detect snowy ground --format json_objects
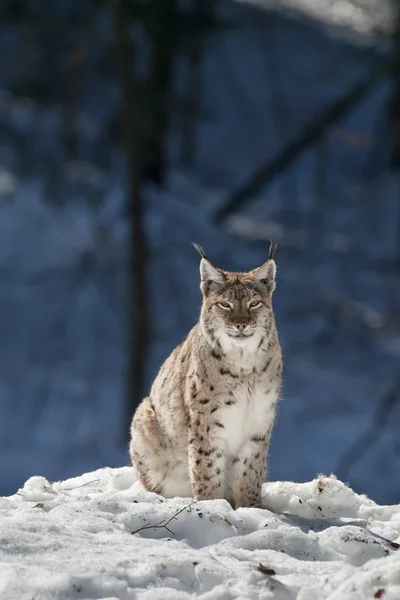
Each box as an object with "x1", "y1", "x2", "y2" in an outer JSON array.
[{"x1": 1, "y1": 468, "x2": 400, "y2": 600}]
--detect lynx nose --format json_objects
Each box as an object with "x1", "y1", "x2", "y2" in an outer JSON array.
[{"x1": 233, "y1": 317, "x2": 248, "y2": 331}]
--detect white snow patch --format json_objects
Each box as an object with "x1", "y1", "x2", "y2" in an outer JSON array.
[
  {"x1": 239, "y1": 0, "x2": 394, "y2": 37},
  {"x1": 0, "y1": 469, "x2": 399, "y2": 599}
]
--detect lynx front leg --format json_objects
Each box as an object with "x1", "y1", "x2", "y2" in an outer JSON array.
[
  {"x1": 188, "y1": 405, "x2": 226, "y2": 501},
  {"x1": 232, "y1": 435, "x2": 270, "y2": 508}
]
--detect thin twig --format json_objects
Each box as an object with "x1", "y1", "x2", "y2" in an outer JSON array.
[
  {"x1": 62, "y1": 478, "x2": 102, "y2": 491},
  {"x1": 131, "y1": 500, "x2": 199, "y2": 536}
]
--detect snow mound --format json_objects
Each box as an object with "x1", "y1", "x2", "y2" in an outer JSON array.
[{"x1": 0, "y1": 468, "x2": 399, "y2": 599}]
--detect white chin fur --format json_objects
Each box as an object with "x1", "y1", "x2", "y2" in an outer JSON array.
[
  {"x1": 218, "y1": 329, "x2": 261, "y2": 354},
  {"x1": 229, "y1": 335, "x2": 252, "y2": 347}
]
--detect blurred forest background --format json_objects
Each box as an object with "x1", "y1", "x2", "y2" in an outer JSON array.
[{"x1": 0, "y1": 0, "x2": 399, "y2": 503}]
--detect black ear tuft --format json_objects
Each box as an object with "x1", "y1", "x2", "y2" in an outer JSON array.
[
  {"x1": 269, "y1": 241, "x2": 277, "y2": 261},
  {"x1": 192, "y1": 243, "x2": 207, "y2": 259}
]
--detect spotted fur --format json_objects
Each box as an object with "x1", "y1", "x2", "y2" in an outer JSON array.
[{"x1": 130, "y1": 243, "x2": 282, "y2": 508}]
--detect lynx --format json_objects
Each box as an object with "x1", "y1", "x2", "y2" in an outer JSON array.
[{"x1": 130, "y1": 243, "x2": 282, "y2": 508}]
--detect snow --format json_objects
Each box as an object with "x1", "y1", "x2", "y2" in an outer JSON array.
[{"x1": 1, "y1": 468, "x2": 399, "y2": 599}]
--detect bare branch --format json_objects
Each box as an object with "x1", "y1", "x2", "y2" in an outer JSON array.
[
  {"x1": 215, "y1": 61, "x2": 387, "y2": 223},
  {"x1": 62, "y1": 479, "x2": 102, "y2": 491},
  {"x1": 131, "y1": 500, "x2": 199, "y2": 536}
]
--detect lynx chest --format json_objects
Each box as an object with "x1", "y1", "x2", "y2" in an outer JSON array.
[{"x1": 217, "y1": 374, "x2": 277, "y2": 457}]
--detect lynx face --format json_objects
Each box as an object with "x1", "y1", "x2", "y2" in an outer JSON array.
[{"x1": 199, "y1": 254, "x2": 276, "y2": 348}]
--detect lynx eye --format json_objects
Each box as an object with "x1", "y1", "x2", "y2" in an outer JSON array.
[
  {"x1": 217, "y1": 301, "x2": 231, "y2": 310},
  {"x1": 249, "y1": 300, "x2": 262, "y2": 309}
]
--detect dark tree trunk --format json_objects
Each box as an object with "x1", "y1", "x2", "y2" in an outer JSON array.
[
  {"x1": 180, "y1": 43, "x2": 201, "y2": 168},
  {"x1": 179, "y1": 0, "x2": 216, "y2": 168},
  {"x1": 390, "y1": 1, "x2": 400, "y2": 168},
  {"x1": 388, "y1": 1, "x2": 400, "y2": 267},
  {"x1": 142, "y1": 0, "x2": 176, "y2": 186},
  {"x1": 114, "y1": 0, "x2": 149, "y2": 439},
  {"x1": 63, "y1": 41, "x2": 85, "y2": 159}
]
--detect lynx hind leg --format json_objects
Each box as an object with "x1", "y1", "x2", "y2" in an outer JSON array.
[
  {"x1": 130, "y1": 398, "x2": 165, "y2": 494},
  {"x1": 130, "y1": 397, "x2": 159, "y2": 448},
  {"x1": 130, "y1": 398, "x2": 191, "y2": 499}
]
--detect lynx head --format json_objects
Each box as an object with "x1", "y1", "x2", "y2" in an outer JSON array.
[{"x1": 194, "y1": 243, "x2": 277, "y2": 350}]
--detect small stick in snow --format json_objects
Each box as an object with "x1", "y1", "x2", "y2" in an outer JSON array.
[
  {"x1": 62, "y1": 478, "x2": 102, "y2": 491},
  {"x1": 257, "y1": 565, "x2": 276, "y2": 576},
  {"x1": 131, "y1": 500, "x2": 199, "y2": 536}
]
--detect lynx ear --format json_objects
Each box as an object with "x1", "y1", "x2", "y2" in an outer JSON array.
[
  {"x1": 254, "y1": 260, "x2": 276, "y2": 284},
  {"x1": 254, "y1": 243, "x2": 277, "y2": 295},
  {"x1": 200, "y1": 258, "x2": 225, "y2": 285},
  {"x1": 254, "y1": 261, "x2": 276, "y2": 295},
  {"x1": 193, "y1": 243, "x2": 225, "y2": 292}
]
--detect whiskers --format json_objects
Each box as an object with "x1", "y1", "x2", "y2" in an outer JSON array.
[{"x1": 225, "y1": 326, "x2": 256, "y2": 339}]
